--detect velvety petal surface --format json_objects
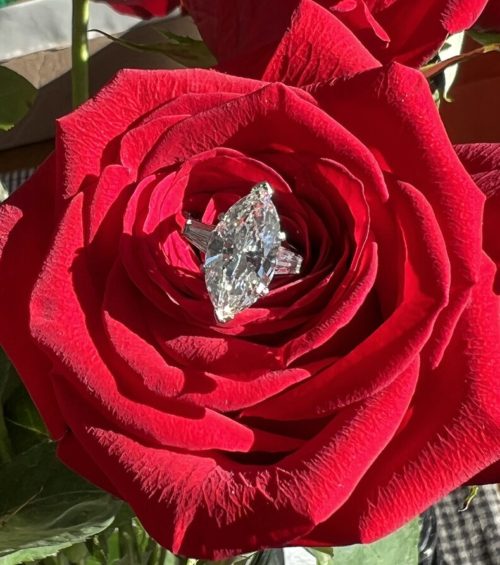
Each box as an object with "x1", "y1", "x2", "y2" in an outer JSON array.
[
  {"x1": 98, "y1": 0, "x2": 179, "y2": 18},
  {"x1": 184, "y1": 0, "x2": 380, "y2": 85},
  {"x1": 185, "y1": 0, "x2": 488, "y2": 74},
  {"x1": 455, "y1": 143, "x2": 500, "y2": 293}
]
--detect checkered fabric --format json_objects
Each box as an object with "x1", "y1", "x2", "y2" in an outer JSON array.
[
  {"x1": 434, "y1": 485, "x2": 500, "y2": 565},
  {"x1": 1, "y1": 167, "x2": 499, "y2": 565}
]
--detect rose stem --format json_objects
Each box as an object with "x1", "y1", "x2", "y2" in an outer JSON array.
[{"x1": 71, "y1": 0, "x2": 90, "y2": 108}]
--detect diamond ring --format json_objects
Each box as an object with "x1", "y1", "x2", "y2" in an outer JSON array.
[{"x1": 182, "y1": 182, "x2": 303, "y2": 322}]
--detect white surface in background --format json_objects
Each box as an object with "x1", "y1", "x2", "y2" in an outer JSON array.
[
  {"x1": 0, "y1": 0, "x2": 167, "y2": 62},
  {"x1": 440, "y1": 32, "x2": 465, "y2": 98},
  {"x1": 284, "y1": 548, "x2": 316, "y2": 564},
  {"x1": 0, "y1": 180, "x2": 8, "y2": 203}
]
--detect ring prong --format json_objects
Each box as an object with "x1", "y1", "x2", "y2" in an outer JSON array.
[
  {"x1": 263, "y1": 182, "x2": 273, "y2": 195},
  {"x1": 182, "y1": 217, "x2": 192, "y2": 235},
  {"x1": 279, "y1": 231, "x2": 286, "y2": 241},
  {"x1": 253, "y1": 181, "x2": 273, "y2": 196},
  {"x1": 256, "y1": 283, "x2": 269, "y2": 296}
]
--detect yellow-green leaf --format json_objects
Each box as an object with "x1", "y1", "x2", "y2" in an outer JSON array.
[
  {"x1": 90, "y1": 29, "x2": 216, "y2": 68},
  {"x1": 0, "y1": 67, "x2": 37, "y2": 132}
]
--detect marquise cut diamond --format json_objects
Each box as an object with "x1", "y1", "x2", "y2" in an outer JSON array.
[{"x1": 204, "y1": 182, "x2": 282, "y2": 322}]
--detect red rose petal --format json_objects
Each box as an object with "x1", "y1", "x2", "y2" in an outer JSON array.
[
  {"x1": 298, "y1": 254, "x2": 500, "y2": 546},
  {"x1": 56, "y1": 356, "x2": 419, "y2": 559},
  {"x1": 102, "y1": 0, "x2": 177, "y2": 19},
  {"x1": 103, "y1": 260, "x2": 186, "y2": 400},
  {"x1": 57, "y1": 69, "x2": 262, "y2": 198},
  {"x1": 141, "y1": 82, "x2": 389, "y2": 205},
  {"x1": 455, "y1": 143, "x2": 500, "y2": 293},
  {"x1": 0, "y1": 158, "x2": 67, "y2": 439},
  {"x1": 247, "y1": 178, "x2": 450, "y2": 420},
  {"x1": 313, "y1": 64, "x2": 484, "y2": 367},
  {"x1": 30, "y1": 194, "x2": 289, "y2": 453},
  {"x1": 185, "y1": 0, "x2": 380, "y2": 85}
]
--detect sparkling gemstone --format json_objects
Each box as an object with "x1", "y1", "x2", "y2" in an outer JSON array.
[{"x1": 204, "y1": 182, "x2": 282, "y2": 322}]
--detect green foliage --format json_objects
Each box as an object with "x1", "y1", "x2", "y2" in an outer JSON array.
[
  {"x1": 0, "y1": 349, "x2": 18, "y2": 405},
  {"x1": 0, "y1": 350, "x2": 49, "y2": 462},
  {"x1": 44, "y1": 519, "x2": 280, "y2": 565},
  {"x1": 305, "y1": 547, "x2": 334, "y2": 565},
  {"x1": 0, "y1": 352, "x2": 129, "y2": 564},
  {"x1": 153, "y1": 30, "x2": 217, "y2": 68},
  {"x1": 304, "y1": 521, "x2": 422, "y2": 565},
  {"x1": 0, "y1": 348, "x2": 17, "y2": 464},
  {"x1": 0, "y1": 67, "x2": 37, "y2": 131},
  {"x1": 0, "y1": 442, "x2": 123, "y2": 564},
  {"x1": 328, "y1": 519, "x2": 420, "y2": 565},
  {"x1": 90, "y1": 29, "x2": 216, "y2": 68},
  {"x1": 459, "y1": 485, "x2": 480, "y2": 512},
  {"x1": 468, "y1": 30, "x2": 500, "y2": 46},
  {"x1": 3, "y1": 384, "x2": 49, "y2": 455}
]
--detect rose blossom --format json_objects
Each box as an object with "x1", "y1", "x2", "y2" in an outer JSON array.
[
  {"x1": 0, "y1": 30, "x2": 499, "y2": 563},
  {"x1": 456, "y1": 144, "x2": 500, "y2": 294},
  {"x1": 476, "y1": 0, "x2": 500, "y2": 31},
  {"x1": 98, "y1": 0, "x2": 178, "y2": 18},
  {"x1": 184, "y1": 0, "x2": 489, "y2": 71}
]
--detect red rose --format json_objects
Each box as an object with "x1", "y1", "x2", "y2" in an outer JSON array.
[
  {"x1": 0, "y1": 63, "x2": 499, "y2": 563},
  {"x1": 476, "y1": 0, "x2": 500, "y2": 30},
  {"x1": 185, "y1": 0, "x2": 489, "y2": 71},
  {"x1": 98, "y1": 0, "x2": 178, "y2": 18},
  {"x1": 456, "y1": 144, "x2": 500, "y2": 294}
]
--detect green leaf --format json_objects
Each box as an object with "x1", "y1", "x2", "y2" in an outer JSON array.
[
  {"x1": 0, "y1": 66, "x2": 37, "y2": 132},
  {"x1": 83, "y1": 515, "x2": 167, "y2": 565},
  {"x1": 89, "y1": 29, "x2": 217, "y2": 68},
  {"x1": 468, "y1": 30, "x2": 500, "y2": 46},
  {"x1": 61, "y1": 541, "x2": 90, "y2": 562},
  {"x1": 0, "y1": 349, "x2": 18, "y2": 466},
  {"x1": 203, "y1": 554, "x2": 259, "y2": 565},
  {"x1": 305, "y1": 547, "x2": 334, "y2": 564},
  {"x1": 195, "y1": 550, "x2": 284, "y2": 565},
  {"x1": 0, "y1": 441, "x2": 123, "y2": 564},
  {"x1": 0, "y1": 350, "x2": 48, "y2": 460},
  {"x1": 192, "y1": 549, "x2": 285, "y2": 565},
  {"x1": 0, "y1": 402, "x2": 12, "y2": 465},
  {"x1": 4, "y1": 384, "x2": 49, "y2": 454},
  {"x1": 163, "y1": 550, "x2": 193, "y2": 565},
  {"x1": 0, "y1": 348, "x2": 18, "y2": 405},
  {"x1": 247, "y1": 549, "x2": 284, "y2": 565},
  {"x1": 154, "y1": 29, "x2": 217, "y2": 68},
  {"x1": 459, "y1": 485, "x2": 480, "y2": 512},
  {"x1": 331, "y1": 519, "x2": 421, "y2": 565}
]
